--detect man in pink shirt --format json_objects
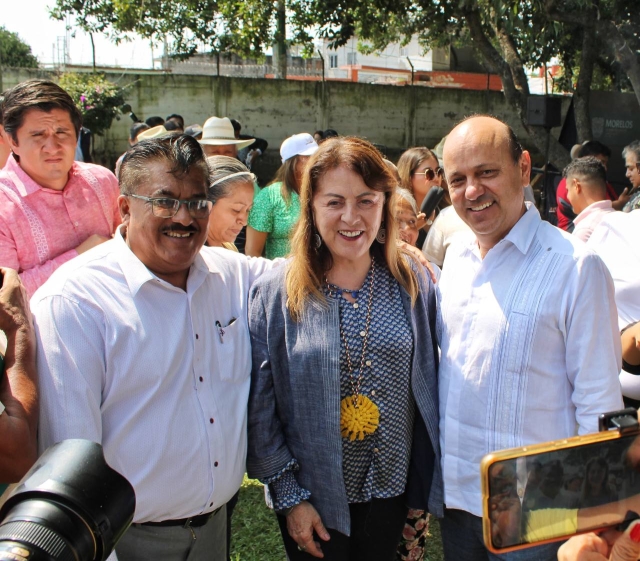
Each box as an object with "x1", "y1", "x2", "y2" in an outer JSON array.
[
  {"x1": 556, "y1": 140, "x2": 630, "y2": 232},
  {"x1": 0, "y1": 80, "x2": 120, "y2": 296},
  {"x1": 565, "y1": 157, "x2": 615, "y2": 242}
]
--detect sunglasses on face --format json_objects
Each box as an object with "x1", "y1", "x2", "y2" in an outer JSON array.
[
  {"x1": 127, "y1": 194, "x2": 213, "y2": 219},
  {"x1": 414, "y1": 167, "x2": 444, "y2": 181}
]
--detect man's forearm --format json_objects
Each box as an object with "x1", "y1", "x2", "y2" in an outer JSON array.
[{"x1": 0, "y1": 324, "x2": 38, "y2": 482}]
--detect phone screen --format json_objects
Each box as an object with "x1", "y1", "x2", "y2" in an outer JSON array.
[{"x1": 484, "y1": 431, "x2": 640, "y2": 552}]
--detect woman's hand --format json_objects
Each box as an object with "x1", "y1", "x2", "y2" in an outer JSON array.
[
  {"x1": 286, "y1": 501, "x2": 330, "y2": 558},
  {"x1": 557, "y1": 521, "x2": 640, "y2": 561},
  {"x1": 397, "y1": 240, "x2": 437, "y2": 284}
]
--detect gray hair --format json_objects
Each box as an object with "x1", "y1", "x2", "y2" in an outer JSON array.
[
  {"x1": 395, "y1": 187, "x2": 419, "y2": 215},
  {"x1": 206, "y1": 156, "x2": 255, "y2": 205},
  {"x1": 622, "y1": 140, "x2": 640, "y2": 163}
]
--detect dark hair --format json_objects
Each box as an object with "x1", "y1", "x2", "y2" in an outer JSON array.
[
  {"x1": 164, "y1": 120, "x2": 183, "y2": 132},
  {"x1": 579, "y1": 140, "x2": 611, "y2": 159},
  {"x1": 313, "y1": 130, "x2": 324, "y2": 140},
  {"x1": 166, "y1": 114, "x2": 184, "y2": 129},
  {"x1": 323, "y1": 129, "x2": 339, "y2": 139},
  {"x1": 206, "y1": 155, "x2": 254, "y2": 205},
  {"x1": 230, "y1": 119, "x2": 242, "y2": 133},
  {"x1": 1, "y1": 80, "x2": 82, "y2": 143},
  {"x1": 456, "y1": 114, "x2": 523, "y2": 163},
  {"x1": 145, "y1": 116, "x2": 165, "y2": 128},
  {"x1": 563, "y1": 156, "x2": 607, "y2": 187},
  {"x1": 129, "y1": 122, "x2": 149, "y2": 142},
  {"x1": 120, "y1": 134, "x2": 209, "y2": 195},
  {"x1": 623, "y1": 140, "x2": 640, "y2": 163}
]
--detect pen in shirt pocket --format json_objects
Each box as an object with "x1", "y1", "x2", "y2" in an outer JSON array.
[
  {"x1": 215, "y1": 320, "x2": 225, "y2": 343},
  {"x1": 215, "y1": 318, "x2": 237, "y2": 343}
]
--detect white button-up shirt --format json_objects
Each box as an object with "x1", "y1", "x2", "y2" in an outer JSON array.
[
  {"x1": 437, "y1": 204, "x2": 623, "y2": 517},
  {"x1": 33, "y1": 228, "x2": 274, "y2": 523},
  {"x1": 587, "y1": 209, "x2": 640, "y2": 330}
]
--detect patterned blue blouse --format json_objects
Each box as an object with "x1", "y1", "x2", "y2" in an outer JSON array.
[{"x1": 266, "y1": 260, "x2": 415, "y2": 510}]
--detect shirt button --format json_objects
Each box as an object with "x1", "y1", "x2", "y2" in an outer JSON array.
[
  {"x1": 214, "y1": 461, "x2": 219, "y2": 467},
  {"x1": 196, "y1": 334, "x2": 199, "y2": 339},
  {"x1": 353, "y1": 303, "x2": 359, "y2": 309},
  {"x1": 373, "y1": 448, "x2": 379, "y2": 454},
  {"x1": 209, "y1": 418, "x2": 214, "y2": 424},
  {"x1": 371, "y1": 390, "x2": 376, "y2": 396},
  {"x1": 199, "y1": 377, "x2": 204, "y2": 382},
  {"x1": 366, "y1": 360, "x2": 372, "y2": 367},
  {"x1": 360, "y1": 331, "x2": 366, "y2": 337}
]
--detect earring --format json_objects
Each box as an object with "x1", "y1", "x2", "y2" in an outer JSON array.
[
  {"x1": 375, "y1": 223, "x2": 386, "y2": 244},
  {"x1": 314, "y1": 232, "x2": 322, "y2": 250}
]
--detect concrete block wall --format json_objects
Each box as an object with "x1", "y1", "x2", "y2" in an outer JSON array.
[{"x1": 1, "y1": 68, "x2": 564, "y2": 181}]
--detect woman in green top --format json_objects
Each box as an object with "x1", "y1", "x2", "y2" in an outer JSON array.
[{"x1": 246, "y1": 133, "x2": 319, "y2": 259}]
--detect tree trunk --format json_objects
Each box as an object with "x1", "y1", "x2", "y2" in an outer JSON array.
[
  {"x1": 463, "y1": 8, "x2": 571, "y2": 170},
  {"x1": 573, "y1": 24, "x2": 597, "y2": 141},
  {"x1": 603, "y1": 21, "x2": 640, "y2": 109},
  {"x1": 90, "y1": 32, "x2": 96, "y2": 72},
  {"x1": 273, "y1": 0, "x2": 287, "y2": 79}
]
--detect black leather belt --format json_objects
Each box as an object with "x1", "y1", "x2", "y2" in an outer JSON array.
[{"x1": 138, "y1": 505, "x2": 223, "y2": 528}]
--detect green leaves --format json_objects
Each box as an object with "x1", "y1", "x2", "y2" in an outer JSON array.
[{"x1": 0, "y1": 26, "x2": 39, "y2": 68}]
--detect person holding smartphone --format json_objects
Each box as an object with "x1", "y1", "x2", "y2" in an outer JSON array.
[{"x1": 0, "y1": 267, "x2": 37, "y2": 484}]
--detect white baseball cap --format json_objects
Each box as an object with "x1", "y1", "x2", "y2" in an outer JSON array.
[{"x1": 280, "y1": 133, "x2": 319, "y2": 163}]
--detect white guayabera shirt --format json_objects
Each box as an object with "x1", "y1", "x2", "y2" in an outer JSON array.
[{"x1": 436, "y1": 203, "x2": 623, "y2": 517}]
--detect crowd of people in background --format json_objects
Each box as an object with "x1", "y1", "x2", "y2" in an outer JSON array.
[{"x1": 0, "y1": 78, "x2": 639, "y2": 561}]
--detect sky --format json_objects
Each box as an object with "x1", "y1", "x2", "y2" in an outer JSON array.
[{"x1": 3, "y1": 0, "x2": 155, "y2": 68}]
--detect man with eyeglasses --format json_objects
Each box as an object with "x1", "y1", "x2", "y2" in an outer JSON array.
[{"x1": 32, "y1": 135, "x2": 276, "y2": 561}]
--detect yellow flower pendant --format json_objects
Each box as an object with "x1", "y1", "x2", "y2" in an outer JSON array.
[{"x1": 340, "y1": 395, "x2": 380, "y2": 441}]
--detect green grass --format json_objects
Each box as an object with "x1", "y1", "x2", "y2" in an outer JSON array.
[{"x1": 230, "y1": 476, "x2": 445, "y2": 561}]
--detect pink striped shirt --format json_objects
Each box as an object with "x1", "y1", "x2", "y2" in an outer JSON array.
[{"x1": 0, "y1": 154, "x2": 121, "y2": 296}]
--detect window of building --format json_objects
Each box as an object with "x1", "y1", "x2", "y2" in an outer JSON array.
[
  {"x1": 329, "y1": 54, "x2": 338, "y2": 68},
  {"x1": 399, "y1": 47, "x2": 408, "y2": 57},
  {"x1": 347, "y1": 52, "x2": 357, "y2": 65}
]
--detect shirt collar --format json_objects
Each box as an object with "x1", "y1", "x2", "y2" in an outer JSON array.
[
  {"x1": 574, "y1": 199, "x2": 613, "y2": 226},
  {"x1": 465, "y1": 201, "x2": 541, "y2": 258},
  {"x1": 114, "y1": 226, "x2": 217, "y2": 297},
  {"x1": 502, "y1": 202, "x2": 541, "y2": 255},
  {"x1": 2, "y1": 153, "x2": 80, "y2": 196}
]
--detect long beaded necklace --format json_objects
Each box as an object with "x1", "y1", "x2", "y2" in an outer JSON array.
[{"x1": 331, "y1": 260, "x2": 380, "y2": 441}]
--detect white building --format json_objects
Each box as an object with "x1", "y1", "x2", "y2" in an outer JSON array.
[{"x1": 316, "y1": 36, "x2": 451, "y2": 84}]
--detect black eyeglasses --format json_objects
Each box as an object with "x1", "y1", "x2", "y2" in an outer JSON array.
[
  {"x1": 126, "y1": 194, "x2": 213, "y2": 219},
  {"x1": 414, "y1": 167, "x2": 444, "y2": 181}
]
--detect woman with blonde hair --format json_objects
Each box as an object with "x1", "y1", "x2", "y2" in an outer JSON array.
[{"x1": 246, "y1": 136, "x2": 442, "y2": 560}]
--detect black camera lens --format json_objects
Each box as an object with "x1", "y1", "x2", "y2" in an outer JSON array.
[{"x1": 0, "y1": 440, "x2": 135, "y2": 561}]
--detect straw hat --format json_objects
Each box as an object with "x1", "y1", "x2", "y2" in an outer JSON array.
[
  {"x1": 136, "y1": 125, "x2": 169, "y2": 141},
  {"x1": 199, "y1": 117, "x2": 255, "y2": 149}
]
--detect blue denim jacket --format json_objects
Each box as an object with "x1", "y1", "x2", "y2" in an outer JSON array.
[{"x1": 246, "y1": 262, "x2": 443, "y2": 536}]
